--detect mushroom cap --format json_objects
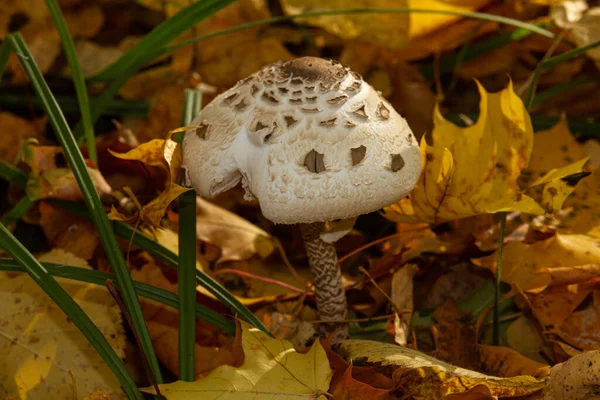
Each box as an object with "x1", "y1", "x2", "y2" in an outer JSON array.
[{"x1": 182, "y1": 57, "x2": 422, "y2": 224}]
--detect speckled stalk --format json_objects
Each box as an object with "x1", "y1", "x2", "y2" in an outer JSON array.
[{"x1": 300, "y1": 222, "x2": 349, "y2": 341}]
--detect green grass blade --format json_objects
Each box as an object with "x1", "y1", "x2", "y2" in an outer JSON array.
[
  {"x1": 0, "y1": 161, "x2": 27, "y2": 188},
  {"x1": 4, "y1": 32, "x2": 164, "y2": 383},
  {"x1": 420, "y1": 25, "x2": 541, "y2": 80},
  {"x1": 165, "y1": 8, "x2": 556, "y2": 57},
  {"x1": 0, "y1": 93, "x2": 149, "y2": 117},
  {"x1": 1, "y1": 195, "x2": 34, "y2": 226},
  {"x1": 0, "y1": 224, "x2": 142, "y2": 399},
  {"x1": 45, "y1": 0, "x2": 97, "y2": 164},
  {"x1": 0, "y1": 259, "x2": 235, "y2": 335},
  {"x1": 525, "y1": 38, "x2": 600, "y2": 108},
  {"x1": 178, "y1": 89, "x2": 201, "y2": 381},
  {"x1": 91, "y1": 0, "x2": 235, "y2": 81},
  {"x1": 53, "y1": 199, "x2": 271, "y2": 335},
  {"x1": 492, "y1": 213, "x2": 507, "y2": 346},
  {"x1": 531, "y1": 78, "x2": 600, "y2": 107},
  {"x1": 0, "y1": 39, "x2": 13, "y2": 81}
]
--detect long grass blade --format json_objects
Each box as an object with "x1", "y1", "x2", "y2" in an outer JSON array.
[
  {"x1": 178, "y1": 89, "x2": 201, "y2": 381},
  {"x1": 4, "y1": 32, "x2": 164, "y2": 383},
  {"x1": 0, "y1": 259, "x2": 236, "y2": 335},
  {"x1": 0, "y1": 224, "x2": 142, "y2": 399},
  {"x1": 51, "y1": 199, "x2": 271, "y2": 335},
  {"x1": 1, "y1": 196, "x2": 34, "y2": 227},
  {"x1": 91, "y1": 0, "x2": 234, "y2": 81},
  {"x1": 0, "y1": 161, "x2": 27, "y2": 188},
  {"x1": 525, "y1": 38, "x2": 600, "y2": 108},
  {"x1": 45, "y1": 0, "x2": 97, "y2": 163},
  {"x1": 165, "y1": 8, "x2": 556, "y2": 58}
]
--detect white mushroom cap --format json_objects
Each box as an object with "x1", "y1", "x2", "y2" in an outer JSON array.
[{"x1": 182, "y1": 57, "x2": 421, "y2": 225}]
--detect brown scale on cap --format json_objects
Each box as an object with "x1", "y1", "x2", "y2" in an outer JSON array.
[{"x1": 280, "y1": 57, "x2": 347, "y2": 81}]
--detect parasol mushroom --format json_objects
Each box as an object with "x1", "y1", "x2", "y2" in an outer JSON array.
[{"x1": 182, "y1": 57, "x2": 421, "y2": 340}]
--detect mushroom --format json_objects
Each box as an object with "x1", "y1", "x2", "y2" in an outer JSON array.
[{"x1": 182, "y1": 57, "x2": 421, "y2": 340}]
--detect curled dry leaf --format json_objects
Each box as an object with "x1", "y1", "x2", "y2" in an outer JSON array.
[
  {"x1": 142, "y1": 321, "x2": 333, "y2": 399},
  {"x1": 108, "y1": 138, "x2": 191, "y2": 227},
  {"x1": 542, "y1": 350, "x2": 600, "y2": 399},
  {"x1": 477, "y1": 344, "x2": 550, "y2": 379},
  {"x1": 195, "y1": 197, "x2": 276, "y2": 263},
  {"x1": 0, "y1": 250, "x2": 125, "y2": 399},
  {"x1": 383, "y1": 83, "x2": 590, "y2": 225},
  {"x1": 21, "y1": 143, "x2": 112, "y2": 202},
  {"x1": 334, "y1": 339, "x2": 546, "y2": 399}
]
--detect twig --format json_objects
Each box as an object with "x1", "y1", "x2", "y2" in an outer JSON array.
[
  {"x1": 493, "y1": 213, "x2": 507, "y2": 346},
  {"x1": 212, "y1": 268, "x2": 307, "y2": 295},
  {"x1": 309, "y1": 313, "x2": 400, "y2": 324},
  {"x1": 273, "y1": 237, "x2": 311, "y2": 288},
  {"x1": 338, "y1": 226, "x2": 430, "y2": 263},
  {"x1": 106, "y1": 280, "x2": 163, "y2": 399},
  {"x1": 358, "y1": 266, "x2": 404, "y2": 316}
]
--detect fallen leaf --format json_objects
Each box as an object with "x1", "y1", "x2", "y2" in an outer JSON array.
[
  {"x1": 334, "y1": 339, "x2": 546, "y2": 399},
  {"x1": 383, "y1": 82, "x2": 589, "y2": 225},
  {"x1": 195, "y1": 198, "x2": 276, "y2": 263},
  {"x1": 477, "y1": 344, "x2": 550, "y2": 379},
  {"x1": 542, "y1": 350, "x2": 600, "y2": 399},
  {"x1": 39, "y1": 201, "x2": 100, "y2": 260},
  {"x1": 131, "y1": 264, "x2": 236, "y2": 377},
  {"x1": 432, "y1": 300, "x2": 479, "y2": 370},
  {"x1": 473, "y1": 233, "x2": 600, "y2": 292},
  {"x1": 391, "y1": 264, "x2": 418, "y2": 346},
  {"x1": 332, "y1": 365, "x2": 395, "y2": 400},
  {"x1": 142, "y1": 321, "x2": 333, "y2": 399},
  {"x1": 84, "y1": 390, "x2": 111, "y2": 400},
  {"x1": 0, "y1": 113, "x2": 46, "y2": 165},
  {"x1": 22, "y1": 143, "x2": 112, "y2": 202},
  {"x1": 108, "y1": 138, "x2": 190, "y2": 227},
  {"x1": 557, "y1": 289, "x2": 600, "y2": 351},
  {"x1": 280, "y1": 0, "x2": 410, "y2": 49},
  {"x1": 552, "y1": 5, "x2": 600, "y2": 67},
  {"x1": 406, "y1": 0, "x2": 491, "y2": 38},
  {"x1": 506, "y1": 315, "x2": 547, "y2": 364},
  {"x1": 0, "y1": 249, "x2": 125, "y2": 399}
]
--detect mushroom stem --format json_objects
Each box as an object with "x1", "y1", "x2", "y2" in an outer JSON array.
[{"x1": 300, "y1": 222, "x2": 349, "y2": 341}]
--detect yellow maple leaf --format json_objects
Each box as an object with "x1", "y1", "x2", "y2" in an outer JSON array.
[
  {"x1": 335, "y1": 340, "x2": 546, "y2": 399},
  {"x1": 108, "y1": 138, "x2": 191, "y2": 227},
  {"x1": 0, "y1": 250, "x2": 125, "y2": 399},
  {"x1": 141, "y1": 321, "x2": 332, "y2": 399},
  {"x1": 383, "y1": 82, "x2": 590, "y2": 224}
]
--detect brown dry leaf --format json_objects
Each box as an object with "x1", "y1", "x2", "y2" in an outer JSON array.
[
  {"x1": 391, "y1": 264, "x2": 418, "y2": 346},
  {"x1": 131, "y1": 264, "x2": 236, "y2": 377},
  {"x1": 473, "y1": 233, "x2": 600, "y2": 292},
  {"x1": 135, "y1": 85, "x2": 186, "y2": 143},
  {"x1": 22, "y1": 143, "x2": 112, "y2": 202},
  {"x1": 542, "y1": 350, "x2": 600, "y2": 399},
  {"x1": 552, "y1": 4, "x2": 600, "y2": 67},
  {"x1": 432, "y1": 300, "x2": 479, "y2": 370},
  {"x1": 0, "y1": 113, "x2": 46, "y2": 165},
  {"x1": 477, "y1": 344, "x2": 550, "y2": 379},
  {"x1": 332, "y1": 365, "x2": 396, "y2": 400},
  {"x1": 280, "y1": 0, "x2": 410, "y2": 49},
  {"x1": 0, "y1": 250, "x2": 125, "y2": 399},
  {"x1": 506, "y1": 315, "x2": 547, "y2": 364},
  {"x1": 173, "y1": 0, "x2": 293, "y2": 89},
  {"x1": 4, "y1": 2, "x2": 104, "y2": 84},
  {"x1": 195, "y1": 198, "x2": 276, "y2": 263},
  {"x1": 334, "y1": 340, "x2": 546, "y2": 399},
  {"x1": 383, "y1": 83, "x2": 589, "y2": 225},
  {"x1": 557, "y1": 289, "x2": 600, "y2": 351},
  {"x1": 84, "y1": 390, "x2": 111, "y2": 400},
  {"x1": 444, "y1": 385, "x2": 496, "y2": 399},
  {"x1": 108, "y1": 138, "x2": 190, "y2": 227},
  {"x1": 39, "y1": 201, "x2": 100, "y2": 260}
]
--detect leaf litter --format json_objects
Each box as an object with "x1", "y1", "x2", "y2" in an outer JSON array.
[{"x1": 1, "y1": 0, "x2": 600, "y2": 398}]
